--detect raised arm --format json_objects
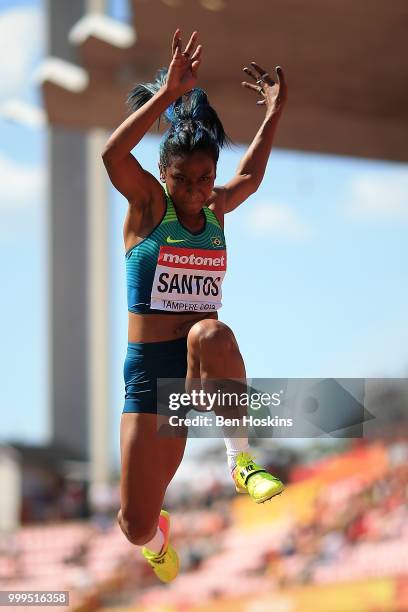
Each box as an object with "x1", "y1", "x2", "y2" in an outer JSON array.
[
  {"x1": 222, "y1": 63, "x2": 288, "y2": 213},
  {"x1": 102, "y1": 29, "x2": 202, "y2": 205}
]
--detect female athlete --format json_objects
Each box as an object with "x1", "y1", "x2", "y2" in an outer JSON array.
[{"x1": 102, "y1": 29, "x2": 288, "y2": 582}]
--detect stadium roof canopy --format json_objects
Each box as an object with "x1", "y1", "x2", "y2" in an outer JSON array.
[{"x1": 40, "y1": 0, "x2": 408, "y2": 161}]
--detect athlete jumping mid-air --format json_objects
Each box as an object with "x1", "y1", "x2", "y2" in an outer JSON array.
[{"x1": 102, "y1": 29, "x2": 288, "y2": 582}]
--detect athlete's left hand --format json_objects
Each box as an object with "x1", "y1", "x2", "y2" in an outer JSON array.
[{"x1": 241, "y1": 63, "x2": 287, "y2": 118}]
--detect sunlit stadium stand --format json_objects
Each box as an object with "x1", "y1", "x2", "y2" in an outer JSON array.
[{"x1": 2, "y1": 435, "x2": 408, "y2": 611}]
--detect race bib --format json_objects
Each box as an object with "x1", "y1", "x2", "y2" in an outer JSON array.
[{"x1": 150, "y1": 246, "x2": 227, "y2": 312}]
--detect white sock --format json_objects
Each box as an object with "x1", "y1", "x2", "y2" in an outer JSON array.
[
  {"x1": 143, "y1": 526, "x2": 164, "y2": 554},
  {"x1": 224, "y1": 437, "x2": 251, "y2": 473}
]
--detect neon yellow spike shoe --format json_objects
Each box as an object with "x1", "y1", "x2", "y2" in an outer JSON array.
[
  {"x1": 142, "y1": 510, "x2": 179, "y2": 583},
  {"x1": 232, "y1": 452, "x2": 284, "y2": 504}
]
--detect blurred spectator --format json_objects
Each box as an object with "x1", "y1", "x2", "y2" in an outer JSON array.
[{"x1": 89, "y1": 481, "x2": 115, "y2": 532}]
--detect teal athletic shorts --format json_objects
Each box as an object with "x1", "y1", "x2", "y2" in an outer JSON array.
[{"x1": 123, "y1": 336, "x2": 188, "y2": 414}]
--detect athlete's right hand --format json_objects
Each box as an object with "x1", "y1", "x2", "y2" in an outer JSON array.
[{"x1": 164, "y1": 29, "x2": 202, "y2": 97}]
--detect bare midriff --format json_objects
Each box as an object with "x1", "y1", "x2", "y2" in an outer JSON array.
[{"x1": 128, "y1": 310, "x2": 218, "y2": 343}]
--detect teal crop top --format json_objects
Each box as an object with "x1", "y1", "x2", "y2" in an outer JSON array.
[{"x1": 126, "y1": 186, "x2": 227, "y2": 314}]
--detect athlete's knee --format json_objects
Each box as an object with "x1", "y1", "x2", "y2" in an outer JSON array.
[
  {"x1": 189, "y1": 319, "x2": 237, "y2": 353},
  {"x1": 118, "y1": 509, "x2": 157, "y2": 546}
]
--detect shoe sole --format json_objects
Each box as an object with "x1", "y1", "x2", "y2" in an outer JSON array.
[
  {"x1": 256, "y1": 487, "x2": 284, "y2": 504},
  {"x1": 235, "y1": 484, "x2": 285, "y2": 502}
]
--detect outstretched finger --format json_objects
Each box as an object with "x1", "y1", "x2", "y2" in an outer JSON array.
[
  {"x1": 276, "y1": 66, "x2": 286, "y2": 91},
  {"x1": 191, "y1": 57, "x2": 202, "y2": 77},
  {"x1": 191, "y1": 44, "x2": 202, "y2": 62},
  {"x1": 172, "y1": 29, "x2": 182, "y2": 57},
  {"x1": 251, "y1": 61, "x2": 274, "y2": 85},
  {"x1": 183, "y1": 30, "x2": 198, "y2": 57},
  {"x1": 250, "y1": 61, "x2": 268, "y2": 76},
  {"x1": 241, "y1": 81, "x2": 265, "y2": 96},
  {"x1": 190, "y1": 45, "x2": 202, "y2": 76},
  {"x1": 242, "y1": 66, "x2": 259, "y2": 82}
]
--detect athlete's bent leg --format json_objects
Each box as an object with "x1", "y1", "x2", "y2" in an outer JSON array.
[
  {"x1": 118, "y1": 413, "x2": 187, "y2": 545},
  {"x1": 187, "y1": 320, "x2": 250, "y2": 465},
  {"x1": 186, "y1": 319, "x2": 284, "y2": 503}
]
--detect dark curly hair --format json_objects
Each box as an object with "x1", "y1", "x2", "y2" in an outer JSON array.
[{"x1": 127, "y1": 67, "x2": 231, "y2": 168}]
